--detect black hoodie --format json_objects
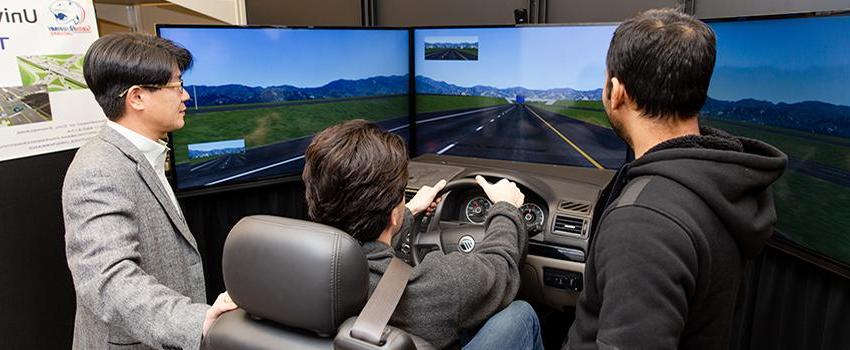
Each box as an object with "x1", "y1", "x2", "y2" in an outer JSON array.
[{"x1": 565, "y1": 127, "x2": 787, "y2": 350}]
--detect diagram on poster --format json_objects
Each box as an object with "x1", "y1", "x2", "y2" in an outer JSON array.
[{"x1": 0, "y1": 0, "x2": 103, "y2": 162}]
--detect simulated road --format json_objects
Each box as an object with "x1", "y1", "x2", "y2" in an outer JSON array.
[
  {"x1": 174, "y1": 116, "x2": 410, "y2": 189},
  {"x1": 425, "y1": 48, "x2": 478, "y2": 61},
  {"x1": 177, "y1": 100, "x2": 850, "y2": 191},
  {"x1": 177, "y1": 102, "x2": 630, "y2": 189},
  {"x1": 416, "y1": 104, "x2": 628, "y2": 169}
]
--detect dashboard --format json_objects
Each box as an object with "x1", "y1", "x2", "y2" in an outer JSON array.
[
  {"x1": 445, "y1": 187, "x2": 548, "y2": 233},
  {"x1": 406, "y1": 154, "x2": 616, "y2": 310}
]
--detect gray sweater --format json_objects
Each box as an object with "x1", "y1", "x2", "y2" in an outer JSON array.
[{"x1": 361, "y1": 201, "x2": 527, "y2": 349}]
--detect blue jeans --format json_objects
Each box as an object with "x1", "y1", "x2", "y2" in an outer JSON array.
[{"x1": 462, "y1": 300, "x2": 544, "y2": 350}]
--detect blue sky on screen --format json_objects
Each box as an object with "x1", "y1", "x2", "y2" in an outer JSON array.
[
  {"x1": 159, "y1": 27, "x2": 409, "y2": 88},
  {"x1": 415, "y1": 25, "x2": 615, "y2": 91},
  {"x1": 708, "y1": 15, "x2": 850, "y2": 106}
]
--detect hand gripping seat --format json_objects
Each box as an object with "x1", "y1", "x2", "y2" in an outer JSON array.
[{"x1": 203, "y1": 215, "x2": 417, "y2": 350}]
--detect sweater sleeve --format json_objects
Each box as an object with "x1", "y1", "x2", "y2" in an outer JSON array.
[
  {"x1": 440, "y1": 201, "x2": 527, "y2": 331},
  {"x1": 592, "y1": 205, "x2": 698, "y2": 349}
]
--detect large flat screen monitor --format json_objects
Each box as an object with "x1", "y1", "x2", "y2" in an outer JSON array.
[
  {"x1": 703, "y1": 13, "x2": 850, "y2": 269},
  {"x1": 157, "y1": 26, "x2": 410, "y2": 191},
  {"x1": 413, "y1": 25, "x2": 629, "y2": 170}
]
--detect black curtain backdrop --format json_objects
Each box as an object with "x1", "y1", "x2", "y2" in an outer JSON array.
[
  {"x1": 731, "y1": 245, "x2": 850, "y2": 349},
  {"x1": 2, "y1": 151, "x2": 849, "y2": 349},
  {"x1": 0, "y1": 150, "x2": 77, "y2": 349}
]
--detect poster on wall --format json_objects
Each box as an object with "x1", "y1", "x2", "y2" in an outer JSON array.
[{"x1": 0, "y1": 0, "x2": 103, "y2": 162}]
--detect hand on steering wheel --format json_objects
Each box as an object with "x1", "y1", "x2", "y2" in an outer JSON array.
[
  {"x1": 405, "y1": 179, "x2": 446, "y2": 216},
  {"x1": 475, "y1": 175, "x2": 524, "y2": 208},
  {"x1": 406, "y1": 176, "x2": 525, "y2": 266}
]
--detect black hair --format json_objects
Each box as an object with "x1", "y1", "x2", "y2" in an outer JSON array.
[
  {"x1": 83, "y1": 32, "x2": 192, "y2": 121},
  {"x1": 607, "y1": 8, "x2": 716, "y2": 119}
]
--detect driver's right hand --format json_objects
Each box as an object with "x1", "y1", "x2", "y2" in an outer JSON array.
[{"x1": 475, "y1": 175, "x2": 524, "y2": 208}]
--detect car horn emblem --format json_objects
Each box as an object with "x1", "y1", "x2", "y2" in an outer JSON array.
[{"x1": 458, "y1": 235, "x2": 476, "y2": 253}]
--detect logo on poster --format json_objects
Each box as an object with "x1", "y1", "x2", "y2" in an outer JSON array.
[{"x1": 47, "y1": 1, "x2": 91, "y2": 35}]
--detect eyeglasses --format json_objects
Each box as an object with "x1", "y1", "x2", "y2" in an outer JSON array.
[{"x1": 117, "y1": 79, "x2": 185, "y2": 98}]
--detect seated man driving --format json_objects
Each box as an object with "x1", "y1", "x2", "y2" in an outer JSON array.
[{"x1": 302, "y1": 119, "x2": 542, "y2": 349}]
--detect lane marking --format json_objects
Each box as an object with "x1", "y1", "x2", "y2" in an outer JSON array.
[
  {"x1": 191, "y1": 159, "x2": 217, "y2": 173},
  {"x1": 416, "y1": 105, "x2": 508, "y2": 125},
  {"x1": 206, "y1": 155, "x2": 305, "y2": 186},
  {"x1": 489, "y1": 119, "x2": 494, "y2": 123},
  {"x1": 387, "y1": 124, "x2": 408, "y2": 132},
  {"x1": 526, "y1": 106, "x2": 604, "y2": 169},
  {"x1": 475, "y1": 126, "x2": 483, "y2": 132},
  {"x1": 436, "y1": 142, "x2": 457, "y2": 155}
]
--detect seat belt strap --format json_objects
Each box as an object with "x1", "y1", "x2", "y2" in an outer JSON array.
[{"x1": 349, "y1": 257, "x2": 412, "y2": 345}]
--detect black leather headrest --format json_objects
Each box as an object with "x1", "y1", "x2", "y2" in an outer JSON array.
[{"x1": 223, "y1": 215, "x2": 369, "y2": 336}]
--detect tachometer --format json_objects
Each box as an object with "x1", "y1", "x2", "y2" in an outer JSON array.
[
  {"x1": 520, "y1": 203, "x2": 545, "y2": 232},
  {"x1": 465, "y1": 197, "x2": 492, "y2": 224}
]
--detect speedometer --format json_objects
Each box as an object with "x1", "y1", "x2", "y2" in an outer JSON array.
[
  {"x1": 520, "y1": 203, "x2": 545, "y2": 232},
  {"x1": 465, "y1": 197, "x2": 492, "y2": 224}
]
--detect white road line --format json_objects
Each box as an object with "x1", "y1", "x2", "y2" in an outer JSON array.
[
  {"x1": 475, "y1": 126, "x2": 483, "y2": 132},
  {"x1": 489, "y1": 119, "x2": 495, "y2": 123},
  {"x1": 387, "y1": 124, "x2": 409, "y2": 132},
  {"x1": 436, "y1": 142, "x2": 457, "y2": 155},
  {"x1": 190, "y1": 160, "x2": 217, "y2": 173},
  {"x1": 416, "y1": 105, "x2": 507, "y2": 125},
  {"x1": 206, "y1": 155, "x2": 306, "y2": 186}
]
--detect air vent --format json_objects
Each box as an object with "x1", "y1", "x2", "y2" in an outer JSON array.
[
  {"x1": 558, "y1": 199, "x2": 591, "y2": 214},
  {"x1": 552, "y1": 215, "x2": 586, "y2": 237},
  {"x1": 404, "y1": 188, "x2": 417, "y2": 202}
]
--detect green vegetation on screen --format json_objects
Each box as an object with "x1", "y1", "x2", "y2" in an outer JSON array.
[
  {"x1": 704, "y1": 119, "x2": 850, "y2": 171},
  {"x1": 703, "y1": 118, "x2": 850, "y2": 265},
  {"x1": 530, "y1": 100, "x2": 611, "y2": 129},
  {"x1": 415, "y1": 94, "x2": 508, "y2": 114},
  {"x1": 173, "y1": 96, "x2": 407, "y2": 164}
]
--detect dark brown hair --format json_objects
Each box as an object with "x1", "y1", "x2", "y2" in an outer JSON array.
[
  {"x1": 607, "y1": 8, "x2": 716, "y2": 119},
  {"x1": 303, "y1": 119, "x2": 409, "y2": 242},
  {"x1": 83, "y1": 32, "x2": 192, "y2": 121}
]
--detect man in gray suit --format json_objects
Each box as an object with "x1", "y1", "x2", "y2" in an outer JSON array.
[{"x1": 63, "y1": 33, "x2": 236, "y2": 350}]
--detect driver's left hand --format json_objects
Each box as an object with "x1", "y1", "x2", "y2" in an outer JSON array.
[{"x1": 405, "y1": 179, "x2": 447, "y2": 216}]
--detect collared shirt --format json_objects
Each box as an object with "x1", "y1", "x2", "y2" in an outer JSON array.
[{"x1": 107, "y1": 121, "x2": 182, "y2": 215}]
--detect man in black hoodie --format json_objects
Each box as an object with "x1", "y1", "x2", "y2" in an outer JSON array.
[{"x1": 565, "y1": 8, "x2": 787, "y2": 349}]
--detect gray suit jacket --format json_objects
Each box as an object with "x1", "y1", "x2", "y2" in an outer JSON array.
[{"x1": 63, "y1": 126, "x2": 209, "y2": 350}]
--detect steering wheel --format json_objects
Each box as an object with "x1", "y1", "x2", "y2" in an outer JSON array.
[{"x1": 409, "y1": 178, "x2": 489, "y2": 266}]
